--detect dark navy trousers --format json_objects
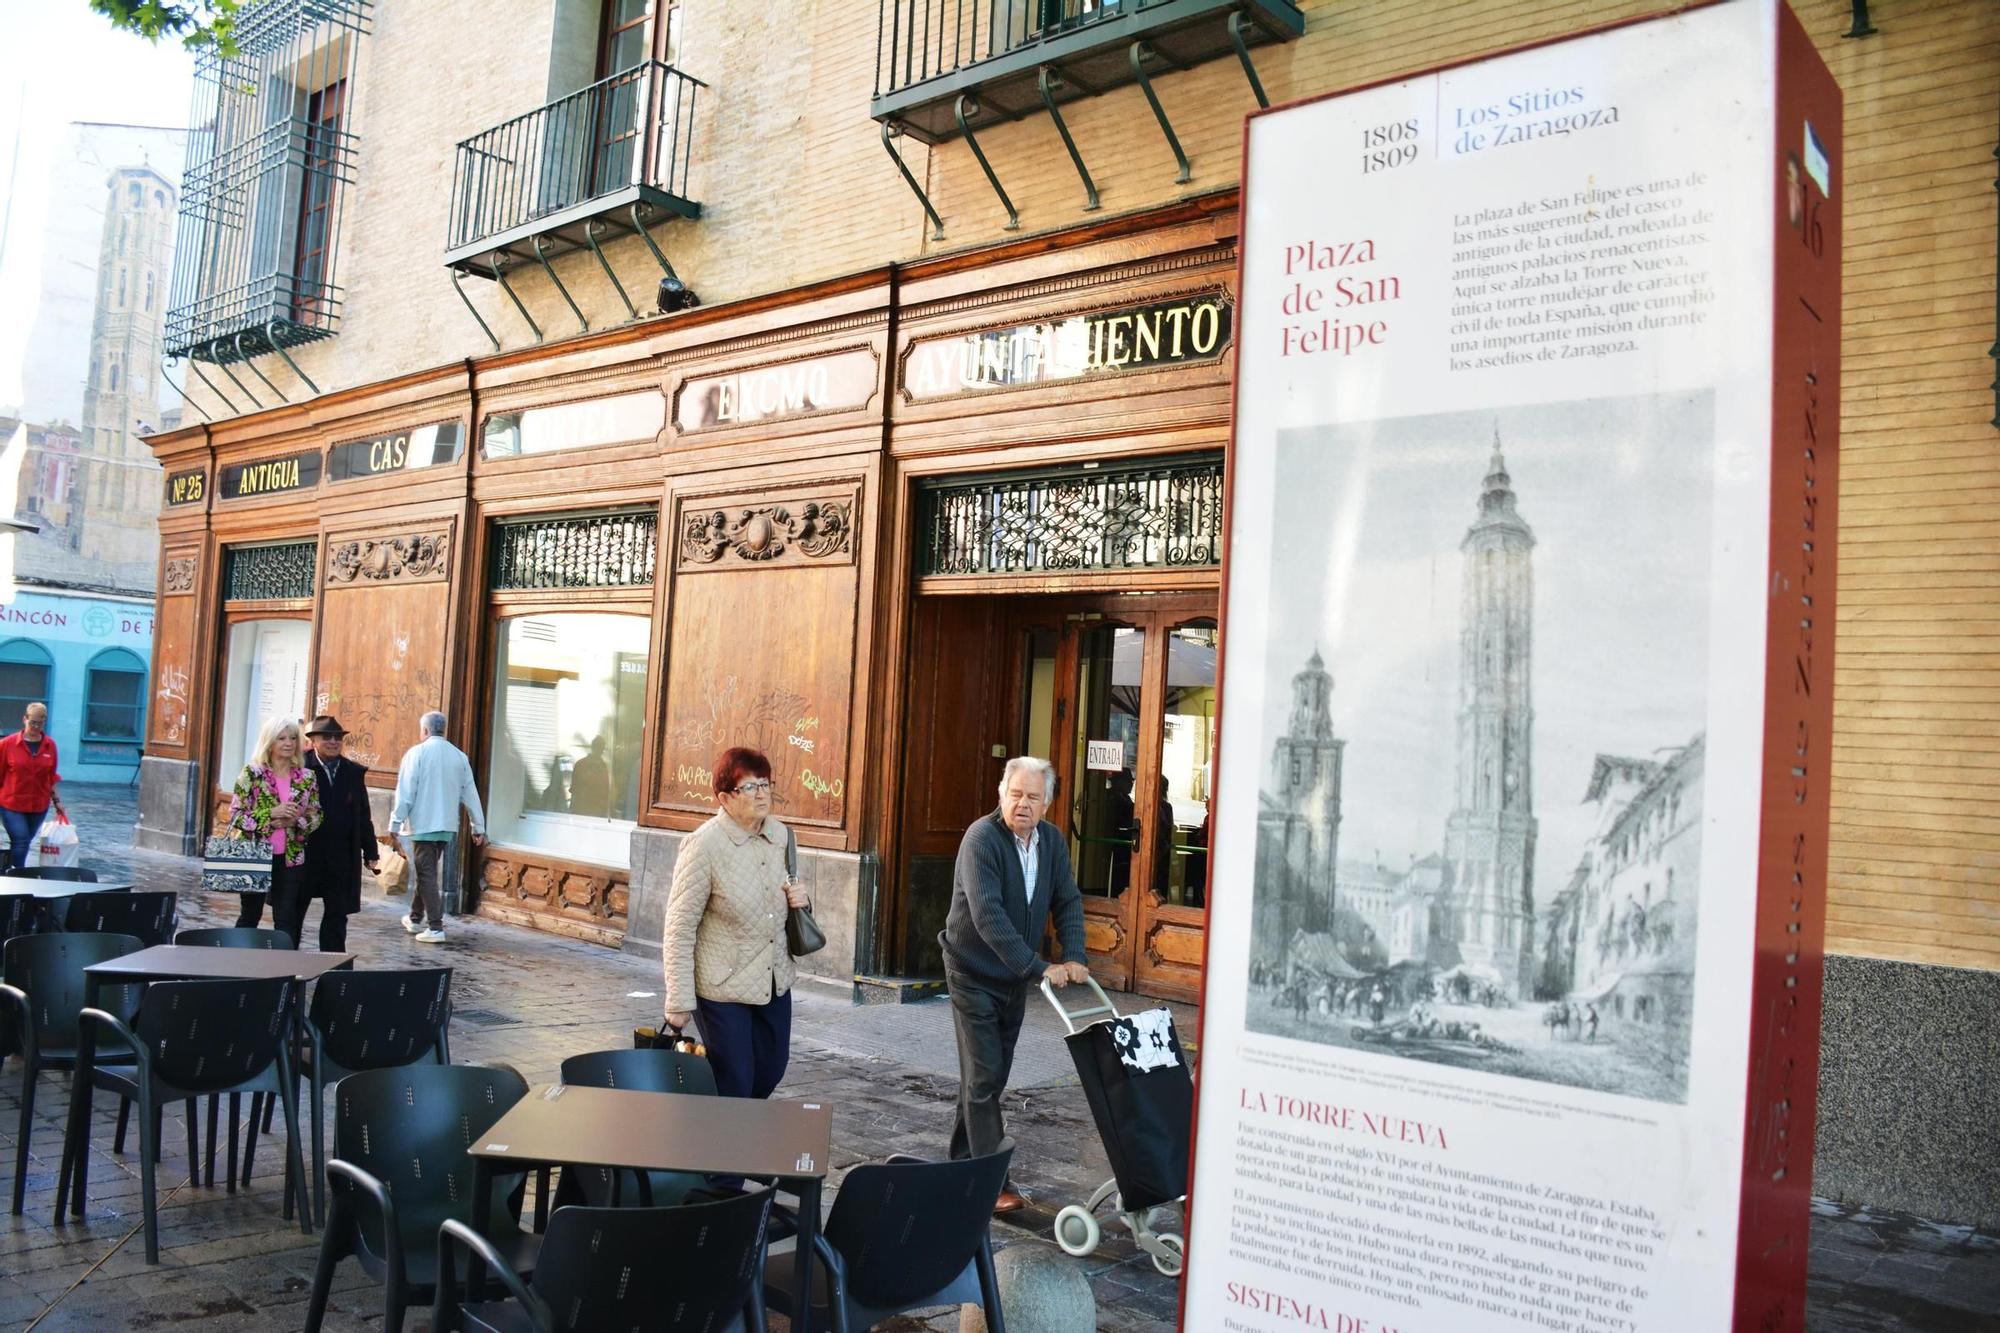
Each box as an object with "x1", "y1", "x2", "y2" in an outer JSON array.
[{"x1": 695, "y1": 985, "x2": 793, "y2": 1099}]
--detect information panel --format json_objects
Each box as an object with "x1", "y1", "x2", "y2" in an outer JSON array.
[{"x1": 1188, "y1": 4, "x2": 1840, "y2": 1331}]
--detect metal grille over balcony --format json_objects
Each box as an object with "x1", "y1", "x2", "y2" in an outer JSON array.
[
  {"x1": 445, "y1": 61, "x2": 703, "y2": 278},
  {"x1": 490, "y1": 510, "x2": 660, "y2": 591},
  {"x1": 873, "y1": 0, "x2": 1303, "y2": 142},
  {"x1": 917, "y1": 455, "x2": 1223, "y2": 577},
  {"x1": 165, "y1": 0, "x2": 370, "y2": 374}
]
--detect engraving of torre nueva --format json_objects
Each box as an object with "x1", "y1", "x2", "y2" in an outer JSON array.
[{"x1": 1438, "y1": 435, "x2": 1538, "y2": 992}]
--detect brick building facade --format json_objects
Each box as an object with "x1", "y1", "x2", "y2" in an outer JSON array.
[{"x1": 138, "y1": 0, "x2": 2000, "y2": 1224}]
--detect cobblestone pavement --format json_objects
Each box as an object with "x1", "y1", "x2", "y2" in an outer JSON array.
[{"x1": 1, "y1": 787, "x2": 1994, "y2": 1331}]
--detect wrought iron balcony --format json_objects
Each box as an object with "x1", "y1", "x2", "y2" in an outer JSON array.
[
  {"x1": 164, "y1": 0, "x2": 371, "y2": 406},
  {"x1": 872, "y1": 0, "x2": 1304, "y2": 143},
  {"x1": 445, "y1": 61, "x2": 704, "y2": 280}
]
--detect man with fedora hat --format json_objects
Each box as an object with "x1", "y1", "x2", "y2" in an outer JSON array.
[{"x1": 302, "y1": 715, "x2": 380, "y2": 952}]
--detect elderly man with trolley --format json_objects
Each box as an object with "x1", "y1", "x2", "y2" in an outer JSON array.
[{"x1": 941, "y1": 754, "x2": 1091, "y2": 1215}]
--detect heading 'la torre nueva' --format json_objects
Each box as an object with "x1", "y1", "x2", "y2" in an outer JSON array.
[{"x1": 1279, "y1": 237, "x2": 1402, "y2": 357}]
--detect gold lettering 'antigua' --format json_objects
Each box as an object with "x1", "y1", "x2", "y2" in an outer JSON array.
[
  {"x1": 240, "y1": 459, "x2": 299, "y2": 494},
  {"x1": 902, "y1": 293, "x2": 1233, "y2": 401},
  {"x1": 222, "y1": 449, "x2": 321, "y2": 499}
]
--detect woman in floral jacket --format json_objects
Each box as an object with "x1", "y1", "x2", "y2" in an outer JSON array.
[{"x1": 226, "y1": 716, "x2": 324, "y2": 949}]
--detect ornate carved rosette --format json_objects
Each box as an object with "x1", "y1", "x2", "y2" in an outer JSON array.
[
  {"x1": 326, "y1": 530, "x2": 452, "y2": 586},
  {"x1": 678, "y1": 497, "x2": 855, "y2": 568},
  {"x1": 162, "y1": 554, "x2": 198, "y2": 595}
]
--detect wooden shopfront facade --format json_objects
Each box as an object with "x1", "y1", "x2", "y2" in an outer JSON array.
[{"x1": 138, "y1": 196, "x2": 1238, "y2": 1003}]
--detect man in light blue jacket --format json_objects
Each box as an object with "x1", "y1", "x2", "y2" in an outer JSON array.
[{"x1": 390, "y1": 710, "x2": 487, "y2": 943}]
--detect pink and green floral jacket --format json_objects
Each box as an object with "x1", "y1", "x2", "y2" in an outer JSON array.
[{"x1": 226, "y1": 763, "x2": 324, "y2": 868}]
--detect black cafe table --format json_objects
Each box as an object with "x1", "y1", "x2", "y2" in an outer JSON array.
[
  {"x1": 468, "y1": 1084, "x2": 834, "y2": 1330},
  {"x1": 55, "y1": 944, "x2": 354, "y2": 1222}
]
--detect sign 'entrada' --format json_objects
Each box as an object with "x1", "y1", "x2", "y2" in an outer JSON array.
[
  {"x1": 220, "y1": 450, "x2": 321, "y2": 500},
  {"x1": 901, "y1": 293, "x2": 1232, "y2": 401}
]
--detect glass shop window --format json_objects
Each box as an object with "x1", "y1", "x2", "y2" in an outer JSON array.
[
  {"x1": 216, "y1": 619, "x2": 312, "y2": 789},
  {"x1": 480, "y1": 392, "x2": 664, "y2": 460},
  {"x1": 83, "y1": 648, "x2": 147, "y2": 741},
  {"x1": 0, "y1": 639, "x2": 53, "y2": 727},
  {"x1": 486, "y1": 612, "x2": 650, "y2": 868}
]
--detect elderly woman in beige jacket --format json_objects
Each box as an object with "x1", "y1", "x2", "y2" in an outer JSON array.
[{"x1": 662, "y1": 746, "x2": 812, "y2": 1098}]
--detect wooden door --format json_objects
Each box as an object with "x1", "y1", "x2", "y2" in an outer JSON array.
[
  {"x1": 896, "y1": 591, "x2": 1218, "y2": 1000},
  {"x1": 1038, "y1": 594, "x2": 1216, "y2": 1001}
]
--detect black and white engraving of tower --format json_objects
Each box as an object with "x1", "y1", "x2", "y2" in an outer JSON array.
[
  {"x1": 1261, "y1": 648, "x2": 1345, "y2": 937},
  {"x1": 1439, "y1": 434, "x2": 1538, "y2": 991}
]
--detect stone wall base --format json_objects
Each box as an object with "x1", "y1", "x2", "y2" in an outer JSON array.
[
  {"x1": 1816, "y1": 953, "x2": 2000, "y2": 1228},
  {"x1": 133, "y1": 755, "x2": 201, "y2": 856}
]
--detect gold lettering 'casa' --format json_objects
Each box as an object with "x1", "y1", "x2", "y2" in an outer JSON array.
[{"x1": 902, "y1": 293, "x2": 1233, "y2": 401}]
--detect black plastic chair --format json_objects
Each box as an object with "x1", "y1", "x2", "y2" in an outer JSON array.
[
  {"x1": 1, "y1": 895, "x2": 58, "y2": 949},
  {"x1": 434, "y1": 1191, "x2": 772, "y2": 1333},
  {"x1": 77, "y1": 975, "x2": 309, "y2": 1262},
  {"x1": 64, "y1": 890, "x2": 177, "y2": 945},
  {"x1": 0, "y1": 932, "x2": 144, "y2": 1215},
  {"x1": 288, "y1": 966, "x2": 452, "y2": 1222},
  {"x1": 172, "y1": 926, "x2": 294, "y2": 1190},
  {"x1": 4, "y1": 865, "x2": 100, "y2": 881},
  {"x1": 762, "y1": 1148, "x2": 1011, "y2": 1333},
  {"x1": 305, "y1": 1063, "x2": 535, "y2": 1333},
  {"x1": 552, "y1": 1047, "x2": 716, "y2": 1209}
]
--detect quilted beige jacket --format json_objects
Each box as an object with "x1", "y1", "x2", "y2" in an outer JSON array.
[{"x1": 662, "y1": 812, "x2": 797, "y2": 1012}]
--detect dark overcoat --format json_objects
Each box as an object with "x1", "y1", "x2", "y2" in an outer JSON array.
[{"x1": 302, "y1": 752, "x2": 378, "y2": 913}]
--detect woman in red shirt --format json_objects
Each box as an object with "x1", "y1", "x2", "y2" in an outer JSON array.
[{"x1": 0, "y1": 701, "x2": 65, "y2": 870}]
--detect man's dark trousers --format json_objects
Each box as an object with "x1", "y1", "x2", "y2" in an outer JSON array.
[{"x1": 946, "y1": 967, "x2": 1028, "y2": 1187}]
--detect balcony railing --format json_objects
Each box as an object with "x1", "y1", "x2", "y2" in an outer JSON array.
[
  {"x1": 445, "y1": 60, "x2": 703, "y2": 275},
  {"x1": 873, "y1": 0, "x2": 1303, "y2": 142}
]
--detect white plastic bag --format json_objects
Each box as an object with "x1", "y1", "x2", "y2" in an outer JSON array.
[{"x1": 31, "y1": 811, "x2": 80, "y2": 869}]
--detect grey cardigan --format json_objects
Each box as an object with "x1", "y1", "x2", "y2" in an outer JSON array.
[{"x1": 940, "y1": 811, "x2": 1089, "y2": 991}]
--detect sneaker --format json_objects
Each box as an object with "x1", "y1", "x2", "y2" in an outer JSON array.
[
  {"x1": 414, "y1": 927, "x2": 447, "y2": 944},
  {"x1": 401, "y1": 914, "x2": 423, "y2": 934}
]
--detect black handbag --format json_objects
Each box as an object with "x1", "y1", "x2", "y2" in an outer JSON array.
[
  {"x1": 633, "y1": 1020, "x2": 706, "y2": 1056},
  {"x1": 782, "y1": 824, "x2": 827, "y2": 957}
]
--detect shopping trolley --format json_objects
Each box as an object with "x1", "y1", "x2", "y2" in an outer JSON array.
[{"x1": 1039, "y1": 974, "x2": 1192, "y2": 1277}]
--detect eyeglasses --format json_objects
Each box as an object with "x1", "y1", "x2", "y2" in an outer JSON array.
[{"x1": 732, "y1": 780, "x2": 774, "y2": 795}]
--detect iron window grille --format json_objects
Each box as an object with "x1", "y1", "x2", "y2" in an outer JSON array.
[
  {"x1": 490, "y1": 510, "x2": 660, "y2": 591},
  {"x1": 917, "y1": 454, "x2": 1223, "y2": 576},
  {"x1": 223, "y1": 540, "x2": 320, "y2": 602},
  {"x1": 165, "y1": 0, "x2": 372, "y2": 368}
]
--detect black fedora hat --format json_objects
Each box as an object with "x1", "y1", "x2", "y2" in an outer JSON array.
[{"x1": 304, "y1": 714, "x2": 348, "y2": 737}]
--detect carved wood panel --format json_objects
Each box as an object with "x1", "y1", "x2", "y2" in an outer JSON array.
[
  {"x1": 658, "y1": 561, "x2": 856, "y2": 829},
  {"x1": 149, "y1": 558, "x2": 199, "y2": 751},
  {"x1": 325, "y1": 529, "x2": 452, "y2": 586},
  {"x1": 162, "y1": 553, "x2": 199, "y2": 596},
  {"x1": 473, "y1": 844, "x2": 629, "y2": 947},
  {"x1": 674, "y1": 484, "x2": 860, "y2": 571},
  {"x1": 1139, "y1": 917, "x2": 1204, "y2": 1004},
  {"x1": 314, "y1": 580, "x2": 451, "y2": 776}
]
